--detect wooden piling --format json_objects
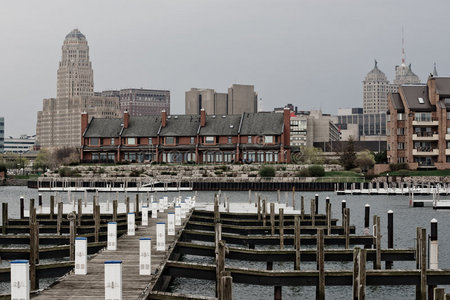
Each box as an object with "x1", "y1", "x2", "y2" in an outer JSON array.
[
  {"x1": 95, "y1": 205, "x2": 100, "y2": 243},
  {"x1": 300, "y1": 196, "x2": 305, "y2": 219},
  {"x1": 416, "y1": 227, "x2": 422, "y2": 300},
  {"x1": 292, "y1": 186, "x2": 295, "y2": 210},
  {"x1": 220, "y1": 271, "x2": 232, "y2": 300},
  {"x1": 262, "y1": 199, "x2": 267, "y2": 227},
  {"x1": 29, "y1": 208, "x2": 39, "y2": 290},
  {"x1": 316, "y1": 228, "x2": 325, "y2": 300},
  {"x1": 126, "y1": 197, "x2": 130, "y2": 214},
  {"x1": 375, "y1": 215, "x2": 381, "y2": 269},
  {"x1": 270, "y1": 203, "x2": 275, "y2": 235},
  {"x1": 2, "y1": 203, "x2": 7, "y2": 235},
  {"x1": 386, "y1": 210, "x2": 394, "y2": 269},
  {"x1": 77, "y1": 199, "x2": 82, "y2": 227},
  {"x1": 310, "y1": 199, "x2": 315, "y2": 227},
  {"x1": 214, "y1": 195, "x2": 220, "y2": 224},
  {"x1": 113, "y1": 200, "x2": 118, "y2": 222},
  {"x1": 135, "y1": 194, "x2": 139, "y2": 216},
  {"x1": 29, "y1": 198, "x2": 35, "y2": 225},
  {"x1": 216, "y1": 240, "x2": 226, "y2": 297},
  {"x1": 434, "y1": 288, "x2": 445, "y2": 300},
  {"x1": 314, "y1": 194, "x2": 319, "y2": 215},
  {"x1": 57, "y1": 202, "x2": 63, "y2": 235},
  {"x1": 69, "y1": 213, "x2": 76, "y2": 260},
  {"x1": 420, "y1": 227, "x2": 426, "y2": 300},
  {"x1": 344, "y1": 207, "x2": 350, "y2": 249},
  {"x1": 49, "y1": 195, "x2": 54, "y2": 220},
  {"x1": 352, "y1": 247, "x2": 367, "y2": 300},
  {"x1": 257, "y1": 196, "x2": 261, "y2": 221},
  {"x1": 341, "y1": 200, "x2": 346, "y2": 226},
  {"x1": 277, "y1": 189, "x2": 280, "y2": 204},
  {"x1": 279, "y1": 208, "x2": 284, "y2": 249},
  {"x1": 326, "y1": 202, "x2": 331, "y2": 236},
  {"x1": 294, "y1": 215, "x2": 300, "y2": 270},
  {"x1": 274, "y1": 285, "x2": 282, "y2": 300}
]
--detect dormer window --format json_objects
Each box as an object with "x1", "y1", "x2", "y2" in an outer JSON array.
[
  {"x1": 205, "y1": 136, "x2": 215, "y2": 144},
  {"x1": 127, "y1": 137, "x2": 136, "y2": 145},
  {"x1": 418, "y1": 97, "x2": 424, "y2": 104},
  {"x1": 90, "y1": 138, "x2": 99, "y2": 145}
]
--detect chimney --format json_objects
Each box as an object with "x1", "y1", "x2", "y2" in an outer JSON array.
[
  {"x1": 200, "y1": 108, "x2": 206, "y2": 127},
  {"x1": 81, "y1": 112, "x2": 89, "y2": 134},
  {"x1": 283, "y1": 107, "x2": 291, "y2": 145},
  {"x1": 161, "y1": 110, "x2": 167, "y2": 127},
  {"x1": 124, "y1": 110, "x2": 129, "y2": 129}
]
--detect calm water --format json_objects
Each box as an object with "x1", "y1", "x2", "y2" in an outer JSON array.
[{"x1": 0, "y1": 186, "x2": 449, "y2": 299}]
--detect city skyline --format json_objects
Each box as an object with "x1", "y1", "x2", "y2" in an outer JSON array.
[{"x1": 2, "y1": 0, "x2": 450, "y2": 137}]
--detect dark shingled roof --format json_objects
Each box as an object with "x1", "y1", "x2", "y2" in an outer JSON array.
[
  {"x1": 390, "y1": 93, "x2": 404, "y2": 112},
  {"x1": 433, "y1": 77, "x2": 450, "y2": 96},
  {"x1": 122, "y1": 116, "x2": 161, "y2": 137},
  {"x1": 199, "y1": 115, "x2": 241, "y2": 136},
  {"x1": 84, "y1": 118, "x2": 122, "y2": 138},
  {"x1": 159, "y1": 115, "x2": 200, "y2": 137},
  {"x1": 240, "y1": 112, "x2": 284, "y2": 135},
  {"x1": 401, "y1": 85, "x2": 433, "y2": 112}
]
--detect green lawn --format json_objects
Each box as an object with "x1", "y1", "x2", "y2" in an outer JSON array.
[{"x1": 381, "y1": 169, "x2": 450, "y2": 176}]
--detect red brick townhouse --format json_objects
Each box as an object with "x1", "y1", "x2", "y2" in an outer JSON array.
[
  {"x1": 387, "y1": 76, "x2": 450, "y2": 169},
  {"x1": 80, "y1": 108, "x2": 291, "y2": 164}
]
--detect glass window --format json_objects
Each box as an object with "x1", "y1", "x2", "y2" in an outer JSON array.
[
  {"x1": 111, "y1": 138, "x2": 115, "y2": 145},
  {"x1": 264, "y1": 136, "x2": 274, "y2": 144},
  {"x1": 165, "y1": 137, "x2": 174, "y2": 145},
  {"x1": 397, "y1": 128, "x2": 404, "y2": 135},
  {"x1": 397, "y1": 142, "x2": 404, "y2": 150},
  {"x1": 215, "y1": 152, "x2": 222, "y2": 163},
  {"x1": 90, "y1": 138, "x2": 99, "y2": 145},
  {"x1": 397, "y1": 113, "x2": 404, "y2": 121},
  {"x1": 227, "y1": 136, "x2": 232, "y2": 144},
  {"x1": 190, "y1": 137, "x2": 195, "y2": 144},
  {"x1": 148, "y1": 138, "x2": 153, "y2": 145},
  {"x1": 415, "y1": 112, "x2": 432, "y2": 122},
  {"x1": 447, "y1": 112, "x2": 450, "y2": 120},
  {"x1": 248, "y1": 136, "x2": 252, "y2": 143},
  {"x1": 205, "y1": 136, "x2": 215, "y2": 144}
]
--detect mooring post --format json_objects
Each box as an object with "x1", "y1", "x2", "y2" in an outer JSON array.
[
  {"x1": 214, "y1": 195, "x2": 220, "y2": 224},
  {"x1": 95, "y1": 205, "x2": 100, "y2": 243},
  {"x1": 57, "y1": 202, "x2": 63, "y2": 235},
  {"x1": 420, "y1": 227, "x2": 427, "y2": 300},
  {"x1": 126, "y1": 197, "x2": 130, "y2": 214},
  {"x1": 300, "y1": 196, "x2": 305, "y2": 219},
  {"x1": 257, "y1": 196, "x2": 261, "y2": 221},
  {"x1": 344, "y1": 208, "x2": 350, "y2": 249},
  {"x1": 49, "y1": 195, "x2": 54, "y2": 220},
  {"x1": 270, "y1": 203, "x2": 275, "y2": 235},
  {"x1": 2, "y1": 203, "x2": 8, "y2": 235},
  {"x1": 352, "y1": 247, "x2": 360, "y2": 299},
  {"x1": 310, "y1": 199, "x2": 315, "y2": 227},
  {"x1": 294, "y1": 215, "x2": 300, "y2": 270},
  {"x1": 20, "y1": 196, "x2": 24, "y2": 219},
  {"x1": 316, "y1": 228, "x2": 325, "y2": 300},
  {"x1": 352, "y1": 247, "x2": 367, "y2": 300},
  {"x1": 292, "y1": 186, "x2": 295, "y2": 210},
  {"x1": 248, "y1": 189, "x2": 252, "y2": 204},
  {"x1": 430, "y1": 219, "x2": 438, "y2": 269},
  {"x1": 279, "y1": 208, "x2": 284, "y2": 249},
  {"x1": 29, "y1": 198, "x2": 35, "y2": 225},
  {"x1": 314, "y1": 194, "x2": 319, "y2": 215},
  {"x1": 375, "y1": 215, "x2": 381, "y2": 269},
  {"x1": 326, "y1": 202, "x2": 331, "y2": 236},
  {"x1": 135, "y1": 194, "x2": 139, "y2": 216},
  {"x1": 77, "y1": 199, "x2": 82, "y2": 227},
  {"x1": 220, "y1": 271, "x2": 232, "y2": 300},
  {"x1": 113, "y1": 200, "x2": 118, "y2": 222},
  {"x1": 415, "y1": 227, "x2": 422, "y2": 300},
  {"x1": 341, "y1": 200, "x2": 346, "y2": 226},
  {"x1": 274, "y1": 285, "x2": 282, "y2": 300},
  {"x1": 386, "y1": 210, "x2": 394, "y2": 269},
  {"x1": 216, "y1": 240, "x2": 226, "y2": 298},
  {"x1": 277, "y1": 189, "x2": 280, "y2": 204},
  {"x1": 29, "y1": 208, "x2": 39, "y2": 290},
  {"x1": 262, "y1": 199, "x2": 267, "y2": 227},
  {"x1": 434, "y1": 288, "x2": 445, "y2": 300},
  {"x1": 68, "y1": 212, "x2": 76, "y2": 260},
  {"x1": 364, "y1": 204, "x2": 370, "y2": 249}
]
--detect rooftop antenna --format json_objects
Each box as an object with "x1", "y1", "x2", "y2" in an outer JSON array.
[{"x1": 402, "y1": 27, "x2": 405, "y2": 64}]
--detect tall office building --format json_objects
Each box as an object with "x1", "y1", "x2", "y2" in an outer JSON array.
[
  {"x1": 36, "y1": 29, "x2": 121, "y2": 148},
  {"x1": 363, "y1": 61, "x2": 396, "y2": 114},
  {"x1": 0, "y1": 117, "x2": 4, "y2": 153},
  {"x1": 185, "y1": 84, "x2": 257, "y2": 115}
]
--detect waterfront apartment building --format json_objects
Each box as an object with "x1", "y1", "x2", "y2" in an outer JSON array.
[
  {"x1": 4, "y1": 135, "x2": 36, "y2": 153},
  {"x1": 0, "y1": 117, "x2": 4, "y2": 153},
  {"x1": 80, "y1": 109, "x2": 291, "y2": 164},
  {"x1": 387, "y1": 76, "x2": 450, "y2": 169},
  {"x1": 98, "y1": 89, "x2": 170, "y2": 116},
  {"x1": 185, "y1": 84, "x2": 257, "y2": 115},
  {"x1": 36, "y1": 29, "x2": 121, "y2": 148}
]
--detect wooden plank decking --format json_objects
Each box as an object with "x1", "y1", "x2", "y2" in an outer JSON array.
[{"x1": 32, "y1": 210, "x2": 189, "y2": 300}]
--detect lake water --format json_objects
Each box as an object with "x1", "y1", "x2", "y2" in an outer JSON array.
[{"x1": 0, "y1": 186, "x2": 449, "y2": 299}]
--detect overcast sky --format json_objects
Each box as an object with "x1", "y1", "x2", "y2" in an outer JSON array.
[{"x1": 1, "y1": 0, "x2": 450, "y2": 137}]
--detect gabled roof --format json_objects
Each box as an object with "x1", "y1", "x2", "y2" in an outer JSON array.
[
  {"x1": 122, "y1": 116, "x2": 160, "y2": 137},
  {"x1": 433, "y1": 77, "x2": 450, "y2": 96},
  {"x1": 84, "y1": 118, "x2": 122, "y2": 138},
  {"x1": 390, "y1": 93, "x2": 404, "y2": 112},
  {"x1": 199, "y1": 115, "x2": 241, "y2": 136},
  {"x1": 401, "y1": 85, "x2": 433, "y2": 112},
  {"x1": 240, "y1": 112, "x2": 284, "y2": 135},
  {"x1": 159, "y1": 115, "x2": 200, "y2": 137}
]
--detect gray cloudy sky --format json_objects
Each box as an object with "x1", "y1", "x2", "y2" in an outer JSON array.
[{"x1": 1, "y1": 0, "x2": 450, "y2": 137}]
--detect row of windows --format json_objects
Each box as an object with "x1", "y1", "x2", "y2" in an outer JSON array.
[{"x1": 90, "y1": 136, "x2": 276, "y2": 146}]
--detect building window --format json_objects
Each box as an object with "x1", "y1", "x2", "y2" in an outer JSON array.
[
  {"x1": 397, "y1": 142, "x2": 405, "y2": 150},
  {"x1": 387, "y1": 114, "x2": 390, "y2": 122},
  {"x1": 264, "y1": 136, "x2": 274, "y2": 144},
  {"x1": 149, "y1": 138, "x2": 153, "y2": 145},
  {"x1": 447, "y1": 112, "x2": 450, "y2": 120},
  {"x1": 397, "y1": 113, "x2": 405, "y2": 121},
  {"x1": 90, "y1": 138, "x2": 99, "y2": 145},
  {"x1": 215, "y1": 152, "x2": 222, "y2": 163},
  {"x1": 415, "y1": 112, "x2": 432, "y2": 122},
  {"x1": 248, "y1": 136, "x2": 252, "y2": 143},
  {"x1": 111, "y1": 138, "x2": 115, "y2": 145},
  {"x1": 397, "y1": 157, "x2": 405, "y2": 163},
  {"x1": 227, "y1": 136, "x2": 232, "y2": 144},
  {"x1": 447, "y1": 128, "x2": 450, "y2": 134},
  {"x1": 127, "y1": 137, "x2": 136, "y2": 145},
  {"x1": 397, "y1": 128, "x2": 404, "y2": 135},
  {"x1": 190, "y1": 137, "x2": 195, "y2": 144},
  {"x1": 447, "y1": 142, "x2": 450, "y2": 149},
  {"x1": 447, "y1": 156, "x2": 450, "y2": 163},
  {"x1": 205, "y1": 136, "x2": 215, "y2": 144},
  {"x1": 165, "y1": 137, "x2": 175, "y2": 145}
]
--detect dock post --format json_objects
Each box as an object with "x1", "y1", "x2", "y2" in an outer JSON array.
[
  {"x1": 248, "y1": 189, "x2": 252, "y2": 204},
  {"x1": 38, "y1": 194, "x2": 42, "y2": 210},
  {"x1": 139, "y1": 238, "x2": 151, "y2": 275},
  {"x1": 315, "y1": 194, "x2": 319, "y2": 214},
  {"x1": 135, "y1": 194, "x2": 139, "y2": 216},
  {"x1": 95, "y1": 205, "x2": 100, "y2": 242},
  {"x1": 262, "y1": 199, "x2": 267, "y2": 227},
  {"x1": 29, "y1": 198, "x2": 35, "y2": 225},
  {"x1": 364, "y1": 204, "x2": 370, "y2": 249},
  {"x1": 175, "y1": 206, "x2": 182, "y2": 226},
  {"x1": 292, "y1": 186, "x2": 295, "y2": 210},
  {"x1": 274, "y1": 285, "x2": 282, "y2": 300},
  {"x1": 257, "y1": 196, "x2": 261, "y2": 221},
  {"x1": 156, "y1": 222, "x2": 165, "y2": 251},
  {"x1": 300, "y1": 196, "x2": 305, "y2": 219},
  {"x1": 2, "y1": 203, "x2": 7, "y2": 235},
  {"x1": 49, "y1": 196, "x2": 54, "y2": 220},
  {"x1": 344, "y1": 208, "x2": 350, "y2": 249},
  {"x1": 310, "y1": 199, "x2": 315, "y2": 227},
  {"x1": 104, "y1": 261, "x2": 122, "y2": 300},
  {"x1": 279, "y1": 208, "x2": 284, "y2": 249},
  {"x1": 352, "y1": 247, "x2": 367, "y2": 300},
  {"x1": 142, "y1": 205, "x2": 148, "y2": 226},
  {"x1": 127, "y1": 212, "x2": 135, "y2": 236},
  {"x1": 113, "y1": 200, "x2": 118, "y2": 222},
  {"x1": 57, "y1": 202, "x2": 63, "y2": 235},
  {"x1": 416, "y1": 227, "x2": 422, "y2": 300},
  {"x1": 270, "y1": 203, "x2": 275, "y2": 235},
  {"x1": 294, "y1": 215, "x2": 301, "y2": 270},
  {"x1": 69, "y1": 212, "x2": 76, "y2": 260},
  {"x1": 214, "y1": 195, "x2": 220, "y2": 224},
  {"x1": 326, "y1": 202, "x2": 331, "y2": 236},
  {"x1": 107, "y1": 222, "x2": 117, "y2": 251},
  {"x1": 430, "y1": 219, "x2": 438, "y2": 269},
  {"x1": 434, "y1": 288, "x2": 445, "y2": 300},
  {"x1": 75, "y1": 237, "x2": 87, "y2": 275},
  {"x1": 220, "y1": 271, "x2": 232, "y2": 300},
  {"x1": 216, "y1": 240, "x2": 227, "y2": 297},
  {"x1": 29, "y1": 208, "x2": 39, "y2": 290},
  {"x1": 420, "y1": 227, "x2": 427, "y2": 300},
  {"x1": 77, "y1": 199, "x2": 82, "y2": 227},
  {"x1": 386, "y1": 210, "x2": 394, "y2": 269},
  {"x1": 20, "y1": 196, "x2": 24, "y2": 219},
  {"x1": 168, "y1": 212, "x2": 175, "y2": 236},
  {"x1": 316, "y1": 228, "x2": 325, "y2": 300},
  {"x1": 277, "y1": 189, "x2": 280, "y2": 204},
  {"x1": 375, "y1": 215, "x2": 381, "y2": 269},
  {"x1": 341, "y1": 200, "x2": 346, "y2": 226},
  {"x1": 11, "y1": 260, "x2": 30, "y2": 299},
  {"x1": 126, "y1": 197, "x2": 130, "y2": 214},
  {"x1": 325, "y1": 196, "x2": 330, "y2": 208}
]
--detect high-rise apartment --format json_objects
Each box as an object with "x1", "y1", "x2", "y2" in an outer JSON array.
[
  {"x1": 36, "y1": 29, "x2": 121, "y2": 148},
  {"x1": 185, "y1": 84, "x2": 257, "y2": 115}
]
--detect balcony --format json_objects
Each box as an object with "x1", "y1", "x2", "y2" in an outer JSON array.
[
  {"x1": 412, "y1": 117, "x2": 439, "y2": 126},
  {"x1": 412, "y1": 148, "x2": 439, "y2": 156},
  {"x1": 412, "y1": 133, "x2": 439, "y2": 141}
]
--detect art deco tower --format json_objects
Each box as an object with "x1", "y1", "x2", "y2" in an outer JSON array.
[{"x1": 56, "y1": 29, "x2": 94, "y2": 99}]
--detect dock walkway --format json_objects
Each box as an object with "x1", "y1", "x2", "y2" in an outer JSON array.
[{"x1": 33, "y1": 209, "x2": 188, "y2": 300}]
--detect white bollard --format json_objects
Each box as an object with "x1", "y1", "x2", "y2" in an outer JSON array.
[
  {"x1": 168, "y1": 212, "x2": 175, "y2": 236},
  {"x1": 75, "y1": 237, "x2": 88, "y2": 275},
  {"x1": 163, "y1": 196, "x2": 169, "y2": 210},
  {"x1": 180, "y1": 201, "x2": 187, "y2": 219},
  {"x1": 139, "y1": 238, "x2": 151, "y2": 275},
  {"x1": 11, "y1": 260, "x2": 30, "y2": 300},
  {"x1": 156, "y1": 222, "x2": 165, "y2": 251},
  {"x1": 151, "y1": 201, "x2": 158, "y2": 219},
  {"x1": 158, "y1": 199, "x2": 164, "y2": 212},
  {"x1": 127, "y1": 213, "x2": 135, "y2": 236},
  {"x1": 142, "y1": 205, "x2": 148, "y2": 226},
  {"x1": 105, "y1": 260, "x2": 122, "y2": 300},
  {"x1": 107, "y1": 222, "x2": 117, "y2": 251},
  {"x1": 175, "y1": 206, "x2": 182, "y2": 226}
]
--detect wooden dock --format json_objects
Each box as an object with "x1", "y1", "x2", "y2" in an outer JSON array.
[{"x1": 32, "y1": 210, "x2": 190, "y2": 299}]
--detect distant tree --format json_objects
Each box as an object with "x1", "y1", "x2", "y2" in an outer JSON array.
[
  {"x1": 356, "y1": 150, "x2": 375, "y2": 172},
  {"x1": 339, "y1": 136, "x2": 357, "y2": 170},
  {"x1": 373, "y1": 150, "x2": 388, "y2": 164},
  {"x1": 34, "y1": 149, "x2": 50, "y2": 171},
  {"x1": 49, "y1": 147, "x2": 80, "y2": 168},
  {"x1": 292, "y1": 146, "x2": 324, "y2": 164},
  {"x1": 259, "y1": 166, "x2": 275, "y2": 177}
]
